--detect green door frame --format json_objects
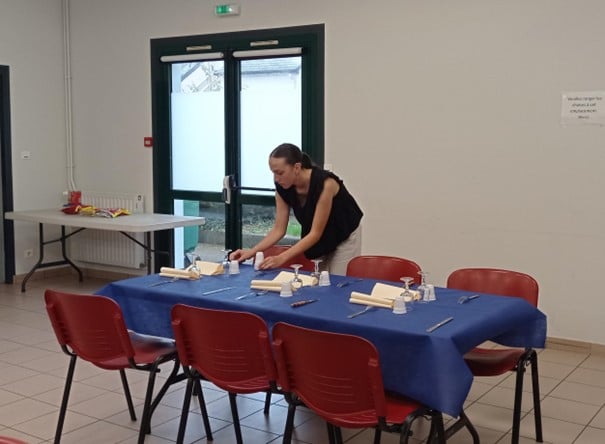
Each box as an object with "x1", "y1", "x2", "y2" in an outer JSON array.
[
  {"x1": 0, "y1": 66, "x2": 15, "y2": 283},
  {"x1": 150, "y1": 24, "x2": 324, "y2": 270}
]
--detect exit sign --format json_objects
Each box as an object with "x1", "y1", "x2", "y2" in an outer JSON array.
[{"x1": 215, "y1": 4, "x2": 240, "y2": 16}]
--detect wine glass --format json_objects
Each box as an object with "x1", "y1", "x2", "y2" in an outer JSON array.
[
  {"x1": 290, "y1": 264, "x2": 304, "y2": 290},
  {"x1": 221, "y1": 249, "x2": 231, "y2": 276},
  {"x1": 418, "y1": 271, "x2": 429, "y2": 303},
  {"x1": 186, "y1": 252, "x2": 201, "y2": 275},
  {"x1": 310, "y1": 259, "x2": 322, "y2": 285},
  {"x1": 400, "y1": 276, "x2": 414, "y2": 303}
]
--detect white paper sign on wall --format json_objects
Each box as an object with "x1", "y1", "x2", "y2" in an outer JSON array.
[{"x1": 561, "y1": 91, "x2": 605, "y2": 126}]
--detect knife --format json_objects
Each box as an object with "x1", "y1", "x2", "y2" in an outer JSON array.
[
  {"x1": 202, "y1": 286, "x2": 236, "y2": 295},
  {"x1": 426, "y1": 317, "x2": 454, "y2": 333}
]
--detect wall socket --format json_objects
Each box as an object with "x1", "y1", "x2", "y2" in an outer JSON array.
[{"x1": 24, "y1": 249, "x2": 33, "y2": 258}]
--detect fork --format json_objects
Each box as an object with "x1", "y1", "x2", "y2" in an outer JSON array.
[{"x1": 347, "y1": 306, "x2": 373, "y2": 319}]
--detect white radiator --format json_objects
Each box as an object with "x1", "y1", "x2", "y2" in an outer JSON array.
[{"x1": 72, "y1": 192, "x2": 146, "y2": 269}]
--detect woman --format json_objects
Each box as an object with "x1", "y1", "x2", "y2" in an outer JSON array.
[{"x1": 230, "y1": 143, "x2": 363, "y2": 275}]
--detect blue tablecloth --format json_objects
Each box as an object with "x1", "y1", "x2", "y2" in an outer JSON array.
[{"x1": 96, "y1": 266, "x2": 547, "y2": 417}]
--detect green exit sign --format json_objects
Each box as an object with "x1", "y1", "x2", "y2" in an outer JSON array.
[{"x1": 215, "y1": 4, "x2": 240, "y2": 16}]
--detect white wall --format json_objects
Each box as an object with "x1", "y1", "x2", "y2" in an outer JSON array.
[
  {"x1": 4, "y1": 0, "x2": 605, "y2": 344},
  {"x1": 0, "y1": 0, "x2": 67, "y2": 273}
]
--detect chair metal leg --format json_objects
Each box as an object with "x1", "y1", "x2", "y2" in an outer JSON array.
[
  {"x1": 228, "y1": 392, "x2": 243, "y2": 444},
  {"x1": 373, "y1": 427, "x2": 381, "y2": 444},
  {"x1": 282, "y1": 402, "x2": 297, "y2": 444},
  {"x1": 326, "y1": 423, "x2": 337, "y2": 444},
  {"x1": 512, "y1": 358, "x2": 527, "y2": 444},
  {"x1": 119, "y1": 369, "x2": 137, "y2": 421},
  {"x1": 334, "y1": 426, "x2": 344, "y2": 444},
  {"x1": 530, "y1": 352, "x2": 543, "y2": 442},
  {"x1": 264, "y1": 390, "x2": 272, "y2": 414},
  {"x1": 176, "y1": 376, "x2": 195, "y2": 444},
  {"x1": 147, "y1": 358, "x2": 180, "y2": 422},
  {"x1": 54, "y1": 355, "x2": 77, "y2": 444},
  {"x1": 194, "y1": 378, "x2": 213, "y2": 441},
  {"x1": 137, "y1": 363, "x2": 159, "y2": 444},
  {"x1": 432, "y1": 412, "x2": 446, "y2": 444}
]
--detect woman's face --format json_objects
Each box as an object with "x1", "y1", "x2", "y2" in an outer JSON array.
[{"x1": 269, "y1": 156, "x2": 300, "y2": 189}]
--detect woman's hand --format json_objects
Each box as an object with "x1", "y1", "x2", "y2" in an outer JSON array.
[
  {"x1": 229, "y1": 249, "x2": 254, "y2": 262},
  {"x1": 258, "y1": 254, "x2": 287, "y2": 270}
]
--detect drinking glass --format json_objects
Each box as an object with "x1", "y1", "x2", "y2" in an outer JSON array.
[
  {"x1": 186, "y1": 252, "x2": 201, "y2": 275},
  {"x1": 290, "y1": 264, "x2": 304, "y2": 290},
  {"x1": 310, "y1": 259, "x2": 322, "y2": 284},
  {"x1": 400, "y1": 276, "x2": 414, "y2": 304},
  {"x1": 418, "y1": 271, "x2": 429, "y2": 303},
  {"x1": 221, "y1": 249, "x2": 231, "y2": 276}
]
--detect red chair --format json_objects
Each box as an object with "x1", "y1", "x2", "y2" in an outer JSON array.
[
  {"x1": 272, "y1": 322, "x2": 445, "y2": 444},
  {"x1": 446, "y1": 268, "x2": 542, "y2": 444},
  {"x1": 171, "y1": 305, "x2": 279, "y2": 444},
  {"x1": 261, "y1": 244, "x2": 315, "y2": 272},
  {"x1": 346, "y1": 255, "x2": 422, "y2": 284},
  {"x1": 0, "y1": 438, "x2": 28, "y2": 444},
  {"x1": 44, "y1": 289, "x2": 180, "y2": 444}
]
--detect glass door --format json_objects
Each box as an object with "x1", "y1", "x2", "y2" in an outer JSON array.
[{"x1": 151, "y1": 26, "x2": 324, "y2": 269}]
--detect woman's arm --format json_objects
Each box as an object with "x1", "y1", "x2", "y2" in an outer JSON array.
[
  {"x1": 229, "y1": 192, "x2": 290, "y2": 262},
  {"x1": 259, "y1": 178, "x2": 339, "y2": 269}
]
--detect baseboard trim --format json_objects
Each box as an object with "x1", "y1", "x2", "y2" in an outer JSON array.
[{"x1": 12, "y1": 265, "x2": 139, "y2": 284}]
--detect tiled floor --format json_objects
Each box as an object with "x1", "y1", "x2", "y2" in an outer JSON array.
[{"x1": 1, "y1": 275, "x2": 605, "y2": 443}]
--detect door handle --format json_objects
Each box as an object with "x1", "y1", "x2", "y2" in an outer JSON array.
[{"x1": 222, "y1": 175, "x2": 275, "y2": 204}]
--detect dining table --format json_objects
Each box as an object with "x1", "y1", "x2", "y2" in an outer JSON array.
[{"x1": 95, "y1": 265, "x2": 547, "y2": 419}]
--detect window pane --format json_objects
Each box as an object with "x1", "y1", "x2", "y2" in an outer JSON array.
[
  {"x1": 171, "y1": 61, "x2": 225, "y2": 192},
  {"x1": 240, "y1": 57, "x2": 302, "y2": 195},
  {"x1": 241, "y1": 204, "x2": 301, "y2": 248}
]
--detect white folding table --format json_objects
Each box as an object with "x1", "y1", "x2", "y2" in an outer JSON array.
[{"x1": 5, "y1": 209, "x2": 206, "y2": 291}]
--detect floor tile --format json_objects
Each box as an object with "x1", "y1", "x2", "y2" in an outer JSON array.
[
  {"x1": 565, "y1": 367, "x2": 605, "y2": 388},
  {"x1": 0, "y1": 397, "x2": 57, "y2": 427},
  {"x1": 476, "y1": 385, "x2": 535, "y2": 412},
  {"x1": 539, "y1": 396, "x2": 601, "y2": 425},
  {"x1": 519, "y1": 415, "x2": 583, "y2": 443},
  {"x1": 588, "y1": 405, "x2": 605, "y2": 429},
  {"x1": 56, "y1": 419, "x2": 138, "y2": 444},
  {"x1": 548, "y1": 380, "x2": 605, "y2": 406},
  {"x1": 579, "y1": 354, "x2": 605, "y2": 371},
  {"x1": 538, "y1": 348, "x2": 589, "y2": 366},
  {"x1": 574, "y1": 425, "x2": 605, "y2": 443},
  {"x1": 11, "y1": 409, "x2": 97, "y2": 441}
]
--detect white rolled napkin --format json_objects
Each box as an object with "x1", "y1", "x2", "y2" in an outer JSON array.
[
  {"x1": 250, "y1": 279, "x2": 285, "y2": 293},
  {"x1": 349, "y1": 291, "x2": 393, "y2": 308},
  {"x1": 159, "y1": 267, "x2": 200, "y2": 280}
]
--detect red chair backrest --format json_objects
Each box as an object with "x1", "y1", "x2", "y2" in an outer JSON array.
[
  {"x1": 44, "y1": 289, "x2": 134, "y2": 363},
  {"x1": 171, "y1": 305, "x2": 277, "y2": 390},
  {"x1": 262, "y1": 245, "x2": 315, "y2": 272},
  {"x1": 272, "y1": 322, "x2": 386, "y2": 421},
  {"x1": 446, "y1": 268, "x2": 539, "y2": 307},
  {"x1": 346, "y1": 255, "x2": 422, "y2": 284}
]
